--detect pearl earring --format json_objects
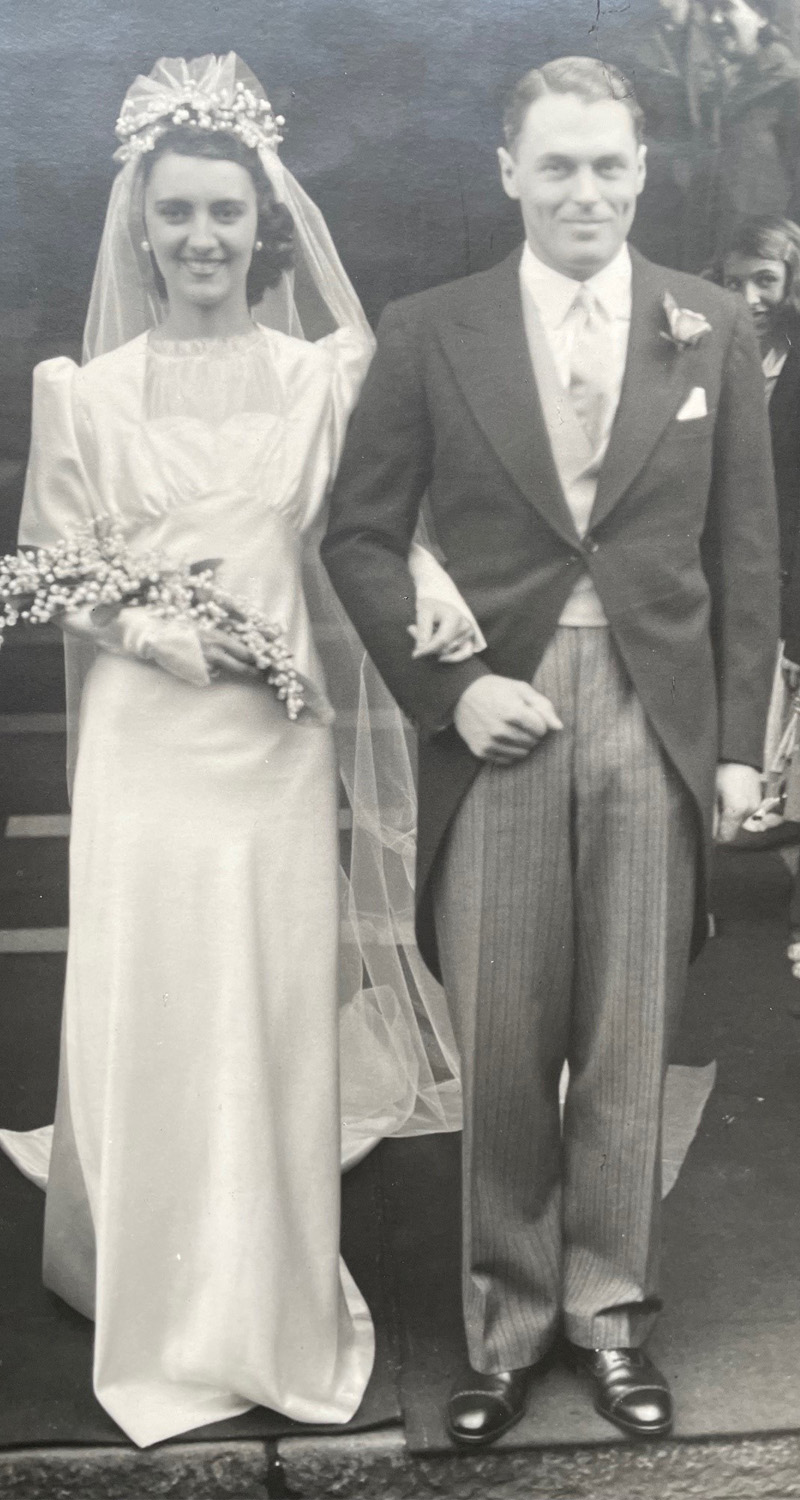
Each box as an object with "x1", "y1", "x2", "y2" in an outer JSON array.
[
  {"x1": 254, "y1": 240, "x2": 263, "y2": 252},
  {"x1": 141, "y1": 238, "x2": 151, "y2": 253}
]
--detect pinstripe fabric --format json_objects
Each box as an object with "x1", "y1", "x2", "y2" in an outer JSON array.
[{"x1": 433, "y1": 627, "x2": 697, "y2": 1372}]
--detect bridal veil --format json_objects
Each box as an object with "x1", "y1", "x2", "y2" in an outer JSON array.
[{"x1": 53, "y1": 53, "x2": 462, "y2": 1157}]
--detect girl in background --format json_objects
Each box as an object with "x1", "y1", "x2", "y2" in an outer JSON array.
[{"x1": 709, "y1": 214, "x2": 800, "y2": 970}]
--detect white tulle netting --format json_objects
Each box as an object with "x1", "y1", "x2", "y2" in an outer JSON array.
[{"x1": 71, "y1": 53, "x2": 462, "y2": 1156}]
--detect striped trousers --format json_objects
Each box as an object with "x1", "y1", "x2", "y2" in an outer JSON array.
[{"x1": 433, "y1": 627, "x2": 697, "y2": 1371}]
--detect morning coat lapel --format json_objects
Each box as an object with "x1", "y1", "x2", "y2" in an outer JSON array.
[
  {"x1": 435, "y1": 249, "x2": 581, "y2": 548},
  {"x1": 589, "y1": 248, "x2": 703, "y2": 530}
]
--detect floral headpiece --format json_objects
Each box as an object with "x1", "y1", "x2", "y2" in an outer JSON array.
[{"x1": 113, "y1": 53, "x2": 285, "y2": 164}]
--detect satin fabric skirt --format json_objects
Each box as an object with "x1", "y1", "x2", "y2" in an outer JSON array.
[{"x1": 42, "y1": 651, "x2": 374, "y2": 1447}]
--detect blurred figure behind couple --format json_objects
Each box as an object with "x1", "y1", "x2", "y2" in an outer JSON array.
[{"x1": 621, "y1": 0, "x2": 800, "y2": 270}]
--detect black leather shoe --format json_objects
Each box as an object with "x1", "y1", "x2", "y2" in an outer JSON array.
[
  {"x1": 446, "y1": 1365, "x2": 534, "y2": 1447},
  {"x1": 567, "y1": 1345, "x2": 673, "y2": 1439}
]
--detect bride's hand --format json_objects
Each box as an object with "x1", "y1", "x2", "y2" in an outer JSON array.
[
  {"x1": 200, "y1": 628, "x2": 261, "y2": 681},
  {"x1": 409, "y1": 599, "x2": 478, "y2": 663}
]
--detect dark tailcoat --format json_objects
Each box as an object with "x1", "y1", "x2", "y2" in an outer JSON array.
[
  {"x1": 769, "y1": 330, "x2": 800, "y2": 660},
  {"x1": 322, "y1": 247, "x2": 779, "y2": 978}
]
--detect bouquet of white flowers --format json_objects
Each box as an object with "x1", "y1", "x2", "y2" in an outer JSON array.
[{"x1": 0, "y1": 521, "x2": 311, "y2": 720}]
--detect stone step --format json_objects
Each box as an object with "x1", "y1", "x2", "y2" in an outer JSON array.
[{"x1": 4, "y1": 1429, "x2": 800, "y2": 1500}]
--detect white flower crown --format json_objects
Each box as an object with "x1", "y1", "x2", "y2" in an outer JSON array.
[{"x1": 114, "y1": 77, "x2": 285, "y2": 162}]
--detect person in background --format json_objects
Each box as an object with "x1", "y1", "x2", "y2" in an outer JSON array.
[
  {"x1": 709, "y1": 215, "x2": 800, "y2": 968},
  {"x1": 711, "y1": 216, "x2": 800, "y2": 587},
  {"x1": 775, "y1": 0, "x2": 800, "y2": 54},
  {"x1": 619, "y1": 0, "x2": 721, "y2": 269},
  {"x1": 703, "y1": 0, "x2": 800, "y2": 248}
]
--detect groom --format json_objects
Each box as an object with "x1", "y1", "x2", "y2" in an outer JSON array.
[{"x1": 323, "y1": 57, "x2": 778, "y2": 1444}]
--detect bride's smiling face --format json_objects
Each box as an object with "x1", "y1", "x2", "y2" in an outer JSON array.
[{"x1": 143, "y1": 152, "x2": 259, "y2": 314}]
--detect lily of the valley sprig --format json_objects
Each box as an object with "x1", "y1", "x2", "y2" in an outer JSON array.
[
  {"x1": 0, "y1": 521, "x2": 312, "y2": 722},
  {"x1": 660, "y1": 292, "x2": 712, "y2": 351}
]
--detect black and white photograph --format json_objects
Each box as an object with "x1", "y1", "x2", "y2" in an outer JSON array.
[{"x1": 1, "y1": 3, "x2": 800, "y2": 1497}]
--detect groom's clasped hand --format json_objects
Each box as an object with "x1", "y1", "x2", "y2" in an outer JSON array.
[
  {"x1": 409, "y1": 599, "x2": 563, "y2": 764},
  {"x1": 453, "y1": 675, "x2": 563, "y2": 764}
]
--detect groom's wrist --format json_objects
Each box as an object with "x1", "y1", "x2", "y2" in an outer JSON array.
[{"x1": 416, "y1": 656, "x2": 491, "y2": 737}]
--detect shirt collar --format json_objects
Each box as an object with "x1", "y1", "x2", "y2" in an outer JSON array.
[
  {"x1": 520, "y1": 241, "x2": 632, "y2": 328},
  {"x1": 762, "y1": 345, "x2": 789, "y2": 381}
]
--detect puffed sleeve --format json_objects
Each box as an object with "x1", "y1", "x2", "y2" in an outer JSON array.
[
  {"x1": 291, "y1": 327, "x2": 374, "y2": 534},
  {"x1": 323, "y1": 326, "x2": 375, "y2": 468},
  {"x1": 18, "y1": 358, "x2": 99, "y2": 548},
  {"x1": 19, "y1": 357, "x2": 212, "y2": 687}
]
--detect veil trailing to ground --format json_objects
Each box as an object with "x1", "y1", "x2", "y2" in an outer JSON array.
[{"x1": 55, "y1": 54, "x2": 463, "y2": 1162}]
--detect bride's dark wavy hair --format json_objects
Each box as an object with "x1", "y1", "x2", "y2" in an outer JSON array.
[{"x1": 140, "y1": 126, "x2": 295, "y2": 305}]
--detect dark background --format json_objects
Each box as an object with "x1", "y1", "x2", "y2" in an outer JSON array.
[{"x1": 0, "y1": 0, "x2": 650, "y2": 334}]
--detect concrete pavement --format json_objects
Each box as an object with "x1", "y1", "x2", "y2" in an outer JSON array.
[{"x1": 4, "y1": 1429, "x2": 800, "y2": 1499}]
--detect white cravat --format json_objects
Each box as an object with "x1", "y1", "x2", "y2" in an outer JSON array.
[
  {"x1": 567, "y1": 285, "x2": 616, "y2": 454},
  {"x1": 519, "y1": 244, "x2": 632, "y2": 627},
  {"x1": 520, "y1": 242, "x2": 632, "y2": 392}
]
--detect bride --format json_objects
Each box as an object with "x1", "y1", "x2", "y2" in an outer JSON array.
[{"x1": 0, "y1": 54, "x2": 479, "y2": 1447}]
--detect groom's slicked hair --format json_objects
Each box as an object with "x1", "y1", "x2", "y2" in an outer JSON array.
[{"x1": 503, "y1": 56, "x2": 645, "y2": 152}]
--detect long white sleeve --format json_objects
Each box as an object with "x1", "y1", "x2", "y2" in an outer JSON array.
[
  {"x1": 61, "y1": 607, "x2": 211, "y2": 687},
  {"x1": 407, "y1": 543, "x2": 487, "y2": 653}
]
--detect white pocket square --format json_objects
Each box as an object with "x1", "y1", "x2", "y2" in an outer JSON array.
[{"x1": 676, "y1": 386, "x2": 708, "y2": 421}]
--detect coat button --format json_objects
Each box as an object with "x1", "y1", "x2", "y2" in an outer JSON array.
[{"x1": 584, "y1": 537, "x2": 599, "y2": 554}]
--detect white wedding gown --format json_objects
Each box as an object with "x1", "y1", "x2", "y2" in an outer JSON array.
[{"x1": 2, "y1": 324, "x2": 390, "y2": 1447}]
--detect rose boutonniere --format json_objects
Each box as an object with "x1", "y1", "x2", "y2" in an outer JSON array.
[{"x1": 660, "y1": 291, "x2": 712, "y2": 351}]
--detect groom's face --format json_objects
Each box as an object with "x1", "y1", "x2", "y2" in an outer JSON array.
[{"x1": 498, "y1": 93, "x2": 646, "y2": 280}]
